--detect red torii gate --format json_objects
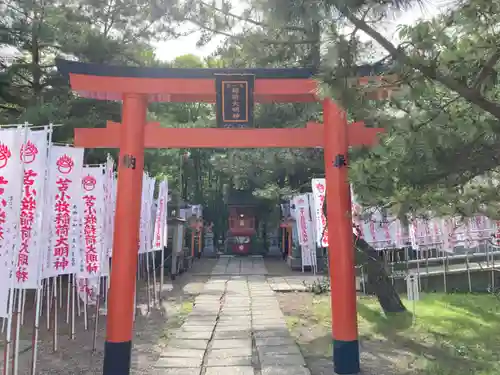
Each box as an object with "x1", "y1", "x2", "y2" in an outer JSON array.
[{"x1": 56, "y1": 58, "x2": 383, "y2": 375}]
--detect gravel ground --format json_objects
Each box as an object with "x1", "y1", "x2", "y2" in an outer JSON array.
[{"x1": 0, "y1": 259, "x2": 217, "y2": 375}]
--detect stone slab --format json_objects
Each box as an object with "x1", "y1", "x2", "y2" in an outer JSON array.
[
  {"x1": 155, "y1": 356, "x2": 203, "y2": 368},
  {"x1": 211, "y1": 339, "x2": 252, "y2": 349},
  {"x1": 252, "y1": 321, "x2": 287, "y2": 327},
  {"x1": 166, "y1": 339, "x2": 209, "y2": 350},
  {"x1": 182, "y1": 321, "x2": 217, "y2": 327},
  {"x1": 188, "y1": 313, "x2": 219, "y2": 318},
  {"x1": 251, "y1": 311, "x2": 283, "y2": 317},
  {"x1": 261, "y1": 366, "x2": 311, "y2": 375},
  {"x1": 257, "y1": 344, "x2": 302, "y2": 356},
  {"x1": 217, "y1": 318, "x2": 250, "y2": 325},
  {"x1": 152, "y1": 369, "x2": 201, "y2": 375},
  {"x1": 216, "y1": 325, "x2": 251, "y2": 332},
  {"x1": 185, "y1": 316, "x2": 218, "y2": 322},
  {"x1": 221, "y1": 309, "x2": 251, "y2": 314},
  {"x1": 160, "y1": 348, "x2": 205, "y2": 359},
  {"x1": 208, "y1": 347, "x2": 252, "y2": 358},
  {"x1": 206, "y1": 356, "x2": 252, "y2": 367},
  {"x1": 255, "y1": 337, "x2": 297, "y2": 347},
  {"x1": 180, "y1": 326, "x2": 215, "y2": 332},
  {"x1": 204, "y1": 366, "x2": 254, "y2": 375},
  {"x1": 220, "y1": 310, "x2": 251, "y2": 315},
  {"x1": 213, "y1": 331, "x2": 251, "y2": 340},
  {"x1": 259, "y1": 353, "x2": 306, "y2": 366},
  {"x1": 252, "y1": 328, "x2": 289, "y2": 337},
  {"x1": 170, "y1": 330, "x2": 213, "y2": 340}
]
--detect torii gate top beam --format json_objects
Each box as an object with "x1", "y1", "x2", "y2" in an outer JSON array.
[{"x1": 55, "y1": 59, "x2": 318, "y2": 103}]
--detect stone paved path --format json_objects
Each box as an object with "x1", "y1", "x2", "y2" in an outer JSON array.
[{"x1": 153, "y1": 256, "x2": 311, "y2": 375}]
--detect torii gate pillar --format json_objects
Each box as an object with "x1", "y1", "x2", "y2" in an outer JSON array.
[
  {"x1": 103, "y1": 94, "x2": 147, "y2": 374},
  {"x1": 323, "y1": 98, "x2": 360, "y2": 374}
]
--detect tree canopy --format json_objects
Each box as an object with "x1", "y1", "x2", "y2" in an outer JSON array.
[{"x1": 1, "y1": 0, "x2": 500, "y2": 230}]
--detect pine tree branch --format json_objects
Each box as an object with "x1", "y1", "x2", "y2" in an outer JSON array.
[
  {"x1": 184, "y1": 17, "x2": 316, "y2": 45},
  {"x1": 197, "y1": 0, "x2": 308, "y2": 33},
  {"x1": 338, "y1": 7, "x2": 500, "y2": 120},
  {"x1": 472, "y1": 47, "x2": 500, "y2": 89}
]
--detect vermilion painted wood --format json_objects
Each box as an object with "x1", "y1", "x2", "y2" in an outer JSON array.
[
  {"x1": 68, "y1": 74, "x2": 318, "y2": 103},
  {"x1": 74, "y1": 121, "x2": 383, "y2": 149}
]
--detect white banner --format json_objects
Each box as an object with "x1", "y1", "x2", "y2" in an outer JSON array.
[
  {"x1": 153, "y1": 180, "x2": 168, "y2": 250},
  {"x1": 44, "y1": 146, "x2": 84, "y2": 278},
  {"x1": 15, "y1": 129, "x2": 49, "y2": 289},
  {"x1": 77, "y1": 276, "x2": 99, "y2": 306},
  {"x1": 78, "y1": 166, "x2": 105, "y2": 278},
  {"x1": 294, "y1": 194, "x2": 315, "y2": 267},
  {"x1": 139, "y1": 174, "x2": 155, "y2": 254},
  {"x1": 311, "y1": 178, "x2": 328, "y2": 247},
  {"x1": 0, "y1": 128, "x2": 25, "y2": 315}
]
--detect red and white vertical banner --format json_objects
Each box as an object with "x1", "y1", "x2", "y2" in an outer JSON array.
[
  {"x1": 78, "y1": 166, "x2": 105, "y2": 278},
  {"x1": 430, "y1": 218, "x2": 444, "y2": 249},
  {"x1": 409, "y1": 218, "x2": 432, "y2": 251},
  {"x1": 294, "y1": 194, "x2": 315, "y2": 267},
  {"x1": 360, "y1": 210, "x2": 399, "y2": 250},
  {"x1": 441, "y1": 217, "x2": 455, "y2": 252},
  {"x1": 146, "y1": 176, "x2": 156, "y2": 252},
  {"x1": 311, "y1": 178, "x2": 328, "y2": 248},
  {"x1": 495, "y1": 220, "x2": 500, "y2": 245},
  {"x1": 43, "y1": 146, "x2": 84, "y2": 278},
  {"x1": 77, "y1": 278, "x2": 100, "y2": 306},
  {"x1": 15, "y1": 128, "x2": 50, "y2": 289},
  {"x1": 467, "y1": 215, "x2": 491, "y2": 247},
  {"x1": 153, "y1": 180, "x2": 168, "y2": 250},
  {"x1": 452, "y1": 217, "x2": 468, "y2": 249},
  {"x1": 77, "y1": 166, "x2": 105, "y2": 305},
  {"x1": 0, "y1": 127, "x2": 25, "y2": 316},
  {"x1": 139, "y1": 173, "x2": 155, "y2": 254}
]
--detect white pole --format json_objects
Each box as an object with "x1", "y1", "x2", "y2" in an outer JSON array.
[
  {"x1": 45, "y1": 279, "x2": 50, "y2": 330},
  {"x1": 66, "y1": 275, "x2": 71, "y2": 324},
  {"x1": 76, "y1": 278, "x2": 81, "y2": 317},
  {"x1": 31, "y1": 124, "x2": 53, "y2": 374},
  {"x1": 13, "y1": 288, "x2": 23, "y2": 375},
  {"x1": 151, "y1": 250, "x2": 158, "y2": 306},
  {"x1": 160, "y1": 246, "x2": 165, "y2": 303},
  {"x1": 70, "y1": 274, "x2": 76, "y2": 340},
  {"x1": 145, "y1": 253, "x2": 151, "y2": 311},
  {"x1": 52, "y1": 278, "x2": 58, "y2": 352},
  {"x1": 83, "y1": 282, "x2": 88, "y2": 331},
  {"x1": 58, "y1": 275, "x2": 62, "y2": 308},
  {"x1": 4, "y1": 124, "x2": 30, "y2": 375},
  {"x1": 20, "y1": 291, "x2": 26, "y2": 326}
]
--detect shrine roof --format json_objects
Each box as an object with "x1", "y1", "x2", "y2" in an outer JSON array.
[{"x1": 227, "y1": 190, "x2": 260, "y2": 206}]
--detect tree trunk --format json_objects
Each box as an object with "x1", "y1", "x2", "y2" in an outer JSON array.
[
  {"x1": 322, "y1": 195, "x2": 406, "y2": 314},
  {"x1": 354, "y1": 235, "x2": 407, "y2": 314}
]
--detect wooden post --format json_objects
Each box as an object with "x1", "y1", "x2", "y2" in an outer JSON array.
[
  {"x1": 323, "y1": 98, "x2": 360, "y2": 374},
  {"x1": 103, "y1": 94, "x2": 146, "y2": 375}
]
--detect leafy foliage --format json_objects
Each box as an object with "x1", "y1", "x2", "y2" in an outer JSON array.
[{"x1": 2, "y1": 0, "x2": 500, "y2": 233}]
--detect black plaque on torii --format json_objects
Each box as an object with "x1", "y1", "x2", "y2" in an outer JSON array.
[{"x1": 215, "y1": 74, "x2": 255, "y2": 128}]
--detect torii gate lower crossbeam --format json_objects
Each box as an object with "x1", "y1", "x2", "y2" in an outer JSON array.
[
  {"x1": 57, "y1": 58, "x2": 384, "y2": 375},
  {"x1": 74, "y1": 120, "x2": 381, "y2": 148}
]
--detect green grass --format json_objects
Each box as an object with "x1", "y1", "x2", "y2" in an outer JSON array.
[{"x1": 298, "y1": 293, "x2": 500, "y2": 375}]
